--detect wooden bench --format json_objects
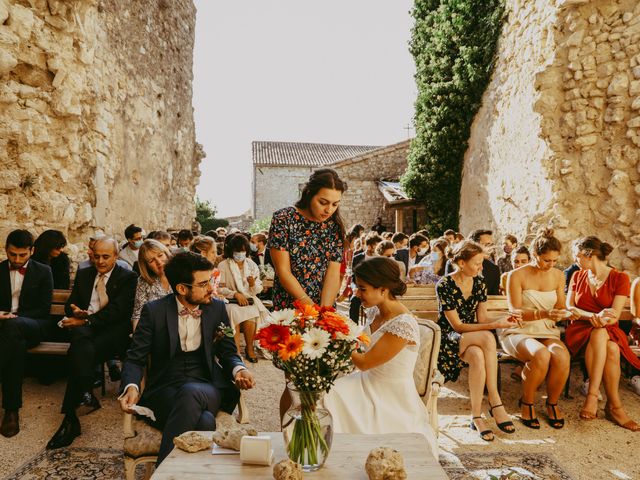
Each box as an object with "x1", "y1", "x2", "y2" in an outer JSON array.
[{"x1": 27, "y1": 289, "x2": 72, "y2": 355}]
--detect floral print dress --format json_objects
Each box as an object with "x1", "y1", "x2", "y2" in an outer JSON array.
[
  {"x1": 436, "y1": 275, "x2": 487, "y2": 382},
  {"x1": 267, "y1": 207, "x2": 344, "y2": 310}
]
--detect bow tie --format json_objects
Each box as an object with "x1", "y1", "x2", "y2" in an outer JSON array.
[
  {"x1": 179, "y1": 308, "x2": 202, "y2": 318},
  {"x1": 257, "y1": 253, "x2": 264, "y2": 257},
  {"x1": 10, "y1": 266, "x2": 26, "y2": 275}
]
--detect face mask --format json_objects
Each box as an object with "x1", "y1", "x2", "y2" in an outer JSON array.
[
  {"x1": 233, "y1": 252, "x2": 246, "y2": 262},
  {"x1": 418, "y1": 248, "x2": 428, "y2": 256},
  {"x1": 133, "y1": 240, "x2": 143, "y2": 249},
  {"x1": 249, "y1": 243, "x2": 258, "y2": 252},
  {"x1": 430, "y1": 251, "x2": 440, "y2": 262}
]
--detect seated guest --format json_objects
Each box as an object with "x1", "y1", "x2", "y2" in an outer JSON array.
[
  {"x1": 47, "y1": 237, "x2": 137, "y2": 449},
  {"x1": 250, "y1": 233, "x2": 273, "y2": 269},
  {"x1": 147, "y1": 230, "x2": 173, "y2": 249},
  {"x1": 445, "y1": 229, "x2": 501, "y2": 295},
  {"x1": 79, "y1": 233, "x2": 131, "y2": 271},
  {"x1": 169, "y1": 234, "x2": 178, "y2": 249},
  {"x1": 443, "y1": 229, "x2": 456, "y2": 244},
  {"x1": 437, "y1": 240, "x2": 517, "y2": 441},
  {"x1": 499, "y1": 245, "x2": 531, "y2": 294},
  {"x1": 118, "y1": 252, "x2": 255, "y2": 464},
  {"x1": 375, "y1": 240, "x2": 395, "y2": 259},
  {"x1": 394, "y1": 233, "x2": 428, "y2": 282},
  {"x1": 497, "y1": 234, "x2": 518, "y2": 274},
  {"x1": 118, "y1": 224, "x2": 143, "y2": 268},
  {"x1": 503, "y1": 229, "x2": 570, "y2": 430},
  {"x1": 218, "y1": 234, "x2": 269, "y2": 362},
  {"x1": 215, "y1": 227, "x2": 227, "y2": 238},
  {"x1": 177, "y1": 229, "x2": 194, "y2": 250},
  {"x1": 131, "y1": 240, "x2": 173, "y2": 332},
  {"x1": 349, "y1": 234, "x2": 382, "y2": 322},
  {"x1": 415, "y1": 238, "x2": 448, "y2": 285},
  {"x1": 0, "y1": 230, "x2": 54, "y2": 437},
  {"x1": 204, "y1": 230, "x2": 218, "y2": 240},
  {"x1": 566, "y1": 236, "x2": 639, "y2": 430},
  {"x1": 32, "y1": 229, "x2": 71, "y2": 290},
  {"x1": 391, "y1": 232, "x2": 409, "y2": 251},
  {"x1": 191, "y1": 236, "x2": 219, "y2": 265}
]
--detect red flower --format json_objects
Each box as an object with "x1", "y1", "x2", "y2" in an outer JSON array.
[
  {"x1": 319, "y1": 306, "x2": 336, "y2": 314},
  {"x1": 316, "y1": 312, "x2": 350, "y2": 338},
  {"x1": 256, "y1": 324, "x2": 290, "y2": 352}
]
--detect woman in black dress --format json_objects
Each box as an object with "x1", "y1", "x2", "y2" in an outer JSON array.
[
  {"x1": 437, "y1": 240, "x2": 518, "y2": 441},
  {"x1": 33, "y1": 230, "x2": 71, "y2": 289}
]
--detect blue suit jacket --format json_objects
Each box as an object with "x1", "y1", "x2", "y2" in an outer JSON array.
[{"x1": 120, "y1": 294, "x2": 245, "y2": 403}]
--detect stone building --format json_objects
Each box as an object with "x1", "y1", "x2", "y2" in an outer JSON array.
[
  {"x1": 252, "y1": 139, "x2": 421, "y2": 234},
  {"x1": 460, "y1": 0, "x2": 640, "y2": 273},
  {"x1": 0, "y1": 0, "x2": 202, "y2": 256},
  {"x1": 251, "y1": 141, "x2": 381, "y2": 222}
]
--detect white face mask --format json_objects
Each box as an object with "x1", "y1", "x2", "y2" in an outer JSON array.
[
  {"x1": 233, "y1": 252, "x2": 246, "y2": 262},
  {"x1": 418, "y1": 247, "x2": 428, "y2": 256}
]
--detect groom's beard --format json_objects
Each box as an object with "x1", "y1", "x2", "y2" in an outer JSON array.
[{"x1": 186, "y1": 290, "x2": 213, "y2": 306}]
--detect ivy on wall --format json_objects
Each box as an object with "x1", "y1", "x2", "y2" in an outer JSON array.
[{"x1": 401, "y1": 0, "x2": 505, "y2": 235}]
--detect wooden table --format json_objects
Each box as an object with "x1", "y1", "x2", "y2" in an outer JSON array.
[{"x1": 152, "y1": 432, "x2": 447, "y2": 479}]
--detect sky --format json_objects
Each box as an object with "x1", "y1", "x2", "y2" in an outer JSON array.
[{"x1": 192, "y1": 0, "x2": 416, "y2": 218}]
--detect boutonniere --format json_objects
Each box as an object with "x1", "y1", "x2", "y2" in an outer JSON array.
[{"x1": 213, "y1": 324, "x2": 234, "y2": 344}]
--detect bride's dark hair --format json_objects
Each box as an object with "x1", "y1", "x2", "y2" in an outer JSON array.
[{"x1": 354, "y1": 257, "x2": 407, "y2": 298}]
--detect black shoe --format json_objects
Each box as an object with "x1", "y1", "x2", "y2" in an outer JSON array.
[
  {"x1": 470, "y1": 416, "x2": 494, "y2": 442},
  {"x1": 546, "y1": 401, "x2": 565, "y2": 429},
  {"x1": 488, "y1": 403, "x2": 516, "y2": 434},
  {"x1": 518, "y1": 398, "x2": 540, "y2": 429},
  {"x1": 244, "y1": 346, "x2": 258, "y2": 363},
  {"x1": 76, "y1": 392, "x2": 101, "y2": 417},
  {"x1": 108, "y1": 363, "x2": 121, "y2": 382},
  {"x1": 46, "y1": 416, "x2": 80, "y2": 449},
  {"x1": 1, "y1": 410, "x2": 19, "y2": 438}
]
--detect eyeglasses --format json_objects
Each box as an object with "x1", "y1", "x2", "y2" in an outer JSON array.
[{"x1": 182, "y1": 279, "x2": 213, "y2": 289}]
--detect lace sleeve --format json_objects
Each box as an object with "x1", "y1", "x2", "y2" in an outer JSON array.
[{"x1": 379, "y1": 314, "x2": 420, "y2": 344}]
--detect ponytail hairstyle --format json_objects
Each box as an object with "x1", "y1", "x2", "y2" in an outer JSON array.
[
  {"x1": 530, "y1": 227, "x2": 562, "y2": 256},
  {"x1": 573, "y1": 236, "x2": 613, "y2": 261},
  {"x1": 354, "y1": 257, "x2": 407, "y2": 298},
  {"x1": 295, "y1": 168, "x2": 347, "y2": 240},
  {"x1": 447, "y1": 240, "x2": 484, "y2": 265}
]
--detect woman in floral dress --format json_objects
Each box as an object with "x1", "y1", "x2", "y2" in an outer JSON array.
[
  {"x1": 437, "y1": 240, "x2": 518, "y2": 441},
  {"x1": 267, "y1": 168, "x2": 346, "y2": 310}
]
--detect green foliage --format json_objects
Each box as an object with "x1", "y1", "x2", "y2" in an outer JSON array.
[
  {"x1": 249, "y1": 216, "x2": 272, "y2": 234},
  {"x1": 195, "y1": 197, "x2": 229, "y2": 233},
  {"x1": 402, "y1": 0, "x2": 505, "y2": 236}
]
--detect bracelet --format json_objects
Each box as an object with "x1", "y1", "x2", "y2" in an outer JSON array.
[{"x1": 534, "y1": 310, "x2": 540, "y2": 321}]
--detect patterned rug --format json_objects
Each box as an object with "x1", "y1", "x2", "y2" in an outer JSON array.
[
  {"x1": 4, "y1": 447, "x2": 144, "y2": 480},
  {"x1": 440, "y1": 451, "x2": 574, "y2": 480}
]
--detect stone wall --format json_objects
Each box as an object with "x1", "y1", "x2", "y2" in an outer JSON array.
[
  {"x1": 333, "y1": 140, "x2": 410, "y2": 232},
  {"x1": 460, "y1": 0, "x2": 640, "y2": 273},
  {"x1": 253, "y1": 165, "x2": 315, "y2": 221},
  {"x1": 0, "y1": 0, "x2": 202, "y2": 258}
]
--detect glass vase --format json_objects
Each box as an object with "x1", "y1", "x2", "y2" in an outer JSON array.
[{"x1": 282, "y1": 385, "x2": 333, "y2": 471}]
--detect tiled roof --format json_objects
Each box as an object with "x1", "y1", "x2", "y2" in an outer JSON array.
[{"x1": 252, "y1": 141, "x2": 382, "y2": 167}]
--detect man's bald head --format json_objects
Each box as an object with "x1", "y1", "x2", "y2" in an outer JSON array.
[{"x1": 93, "y1": 237, "x2": 119, "y2": 274}]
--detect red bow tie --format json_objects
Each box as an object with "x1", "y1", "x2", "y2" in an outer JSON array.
[
  {"x1": 10, "y1": 266, "x2": 26, "y2": 275},
  {"x1": 179, "y1": 308, "x2": 202, "y2": 317},
  {"x1": 257, "y1": 253, "x2": 264, "y2": 256}
]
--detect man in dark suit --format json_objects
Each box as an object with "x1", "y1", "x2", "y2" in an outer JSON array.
[
  {"x1": 394, "y1": 233, "x2": 429, "y2": 281},
  {"x1": 444, "y1": 229, "x2": 501, "y2": 295},
  {"x1": 0, "y1": 229, "x2": 54, "y2": 437},
  {"x1": 46, "y1": 237, "x2": 137, "y2": 449},
  {"x1": 250, "y1": 233, "x2": 273, "y2": 269},
  {"x1": 118, "y1": 251, "x2": 255, "y2": 464}
]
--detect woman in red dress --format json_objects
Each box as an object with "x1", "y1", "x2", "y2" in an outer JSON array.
[{"x1": 566, "y1": 236, "x2": 640, "y2": 431}]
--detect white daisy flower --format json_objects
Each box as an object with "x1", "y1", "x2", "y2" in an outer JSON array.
[
  {"x1": 301, "y1": 328, "x2": 331, "y2": 359},
  {"x1": 269, "y1": 309, "x2": 296, "y2": 325}
]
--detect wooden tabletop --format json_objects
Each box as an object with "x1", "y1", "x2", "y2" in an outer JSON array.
[{"x1": 152, "y1": 432, "x2": 447, "y2": 479}]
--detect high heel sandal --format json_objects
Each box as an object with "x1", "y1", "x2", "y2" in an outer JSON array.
[
  {"x1": 488, "y1": 403, "x2": 515, "y2": 434},
  {"x1": 244, "y1": 346, "x2": 258, "y2": 363},
  {"x1": 518, "y1": 399, "x2": 540, "y2": 429},
  {"x1": 604, "y1": 404, "x2": 640, "y2": 432},
  {"x1": 470, "y1": 416, "x2": 494, "y2": 442},
  {"x1": 545, "y1": 402, "x2": 565, "y2": 429},
  {"x1": 579, "y1": 392, "x2": 598, "y2": 420}
]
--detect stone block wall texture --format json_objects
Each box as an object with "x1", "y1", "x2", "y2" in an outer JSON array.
[
  {"x1": 460, "y1": 0, "x2": 640, "y2": 273},
  {"x1": 0, "y1": 0, "x2": 202, "y2": 257},
  {"x1": 333, "y1": 141, "x2": 410, "y2": 233},
  {"x1": 253, "y1": 166, "x2": 315, "y2": 221}
]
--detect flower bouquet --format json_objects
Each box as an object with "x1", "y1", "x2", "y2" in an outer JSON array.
[
  {"x1": 255, "y1": 301, "x2": 369, "y2": 471},
  {"x1": 259, "y1": 263, "x2": 275, "y2": 281}
]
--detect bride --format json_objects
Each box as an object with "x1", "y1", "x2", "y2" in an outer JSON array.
[{"x1": 323, "y1": 257, "x2": 438, "y2": 458}]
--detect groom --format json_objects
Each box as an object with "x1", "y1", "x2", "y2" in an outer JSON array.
[{"x1": 119, "y1": 251, "x2": 255, "y2": 463}]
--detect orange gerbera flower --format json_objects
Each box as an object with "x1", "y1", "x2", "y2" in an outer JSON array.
[
  {"x1": 278, "y1": 334, "x2": 304, "y2": 361},
  {"x1": 256, "y1": 324, "x2": 290, "y2": 352},
  {"x1": 293, "y1": 300, "x2": 320, "y2": 319},
  {"x1": 316, "y1": 312, "x2": 350, "y2": 338},
  {"x1": 357, "y1": 332, "x2": 371, "y2": 346}
]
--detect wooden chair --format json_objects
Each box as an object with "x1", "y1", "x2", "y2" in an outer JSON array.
[
  {"x1": 123, "y1": 389, "x2": 250, "y2": 480},
  {"x1": 414, "y1": 319, "x2": 443, "y2": 436}
]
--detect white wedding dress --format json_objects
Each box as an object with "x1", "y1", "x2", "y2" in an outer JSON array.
[{"x1": 323, "y1": 308, "x2": 438, "y2": 458}]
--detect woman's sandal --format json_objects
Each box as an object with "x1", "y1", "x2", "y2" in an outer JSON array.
[
  {"x1": 518, "y1": 399, "x2": 540, "y2": 429},
  {"x1": 579, "y1": 392, "x2": 598, "y2": 420},
  {"x1": 244, "y1": 346, "x2": 258, "y2": 363},
  {"x1": 488, "y1": 403, "x2": 516, "y2": 434},
  {"x1": 545, "y1": 402, "x2": 565, "y2": 429},
  {"x1": 470, "y1": 416, "x2": 494, "y2": 441},
  {"x1": 604, "y1": 404, "x2": 640, "y2": 432}
]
